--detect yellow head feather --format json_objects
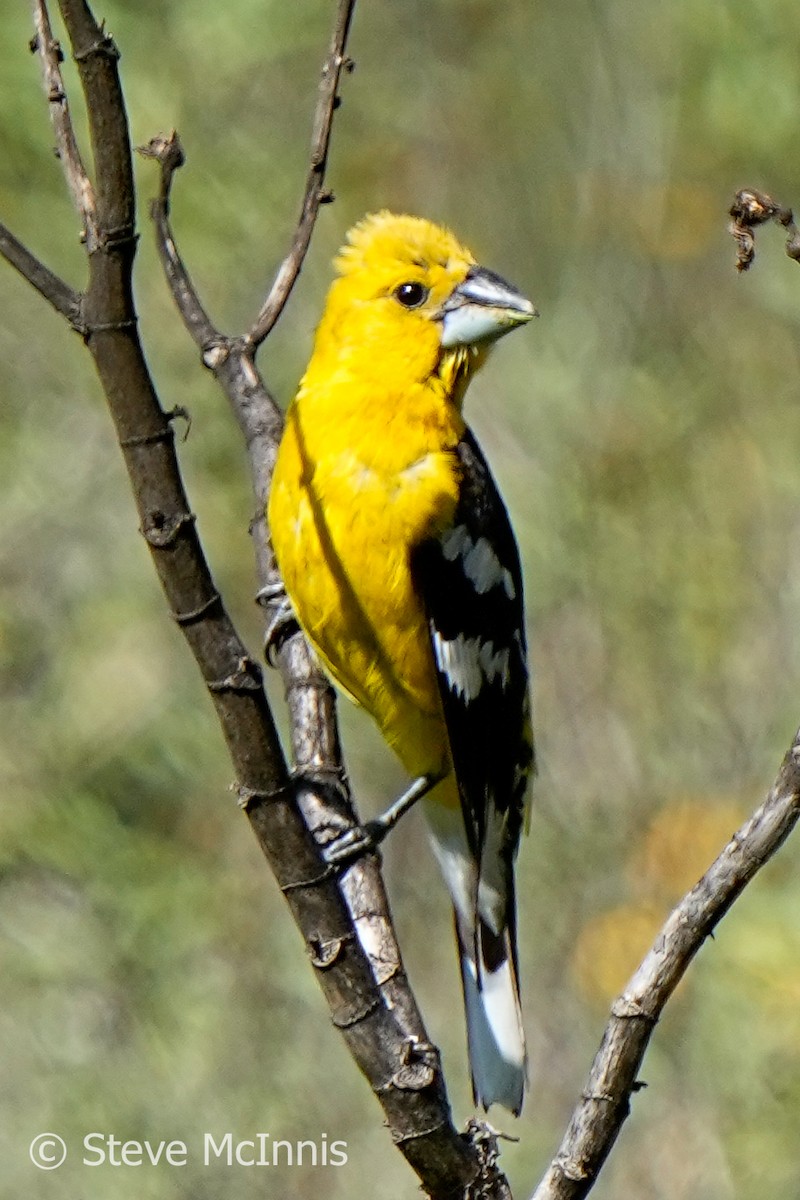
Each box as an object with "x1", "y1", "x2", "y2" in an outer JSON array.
[{"x1": 335, "y1": 211, "x2": 476, "y2": 282}]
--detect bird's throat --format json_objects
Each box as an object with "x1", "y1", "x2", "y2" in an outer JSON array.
[{"x1": 436, "y1": 344, "x2": 485, "y2": 412}]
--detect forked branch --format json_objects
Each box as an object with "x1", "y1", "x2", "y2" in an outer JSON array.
[{"x1": 0, "y1": 2, "x2": 497, "y2": 1197}]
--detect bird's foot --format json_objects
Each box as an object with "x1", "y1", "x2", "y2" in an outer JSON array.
[
  {"x1": 258, "y1": 579, "x2": 299, "y2": 665},
  {"x1": 323, "y1": 773, "x2": 440, "y2": 867}
]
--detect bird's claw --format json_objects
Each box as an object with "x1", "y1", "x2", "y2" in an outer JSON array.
[
  {"x1": 258, "y1": 580, "x2": 299, "y2": 666},
  {"x1": 321, "y1": 774, "x2": 437, "y2": 867},
  {"x1": 322, "y1": 818, "x2": 386, "y2": 867}
]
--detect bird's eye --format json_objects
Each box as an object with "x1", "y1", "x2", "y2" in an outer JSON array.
[{"x1": 394, "y1": 281, "x2": 429, "y2": 308}]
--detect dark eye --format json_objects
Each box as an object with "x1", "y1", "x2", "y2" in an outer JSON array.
[{"x1": 394, "y1": 281, "x2": 429, "y2": 308}]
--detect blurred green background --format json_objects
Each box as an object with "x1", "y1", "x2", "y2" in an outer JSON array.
[{"x1": 3, "y1": 1, "x2": 800, "y2": 1196}]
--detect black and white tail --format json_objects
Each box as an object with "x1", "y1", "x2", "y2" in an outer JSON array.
[
  {"x1": 426, "y1": 797, "x2": 528, "y2": 1114},
  {"x1": 456, "y1": 905, "x2": 526, "y2": 1115}
]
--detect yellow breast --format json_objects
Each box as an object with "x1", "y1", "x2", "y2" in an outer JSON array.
[{"x1": 269, "y1": 381, "x2": 464, "y2": 778}]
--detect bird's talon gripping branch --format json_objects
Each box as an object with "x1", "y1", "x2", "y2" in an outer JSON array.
[
  {"x1": 322, "y1": 823, "x2": 378, "y2": 867},
  {"x1": 323, "y1": 773, "x2": 439, "y2": 867},
  {"x1": 258, "y1": 580, "x2": 299, "y2": 665}
]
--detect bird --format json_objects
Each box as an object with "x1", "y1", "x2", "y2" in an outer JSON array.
[{"x1": 268, "y1": 211, "x2": 536, "y2": 1114}]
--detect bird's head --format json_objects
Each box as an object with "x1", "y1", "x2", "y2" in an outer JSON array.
[{"x1": 313, "y1": 212, "x2": 536, "y2": 403}]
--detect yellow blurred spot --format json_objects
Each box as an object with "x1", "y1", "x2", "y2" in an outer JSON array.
[
  {"x1": 571, "y1": 902, "x2": 664, "y2": 1003},
  {"x1": 573, "y1": 173, "x2": 719, "y2": 260},
  {"x1": 573, "y1": 797, "x2": 748, "y2": 1004},
  {"x1": 627, "y1": 797, "x2": 746, "y2": 902},
  {"x1": 633, "y1": 182, "x2": 719, "y2": 260}
]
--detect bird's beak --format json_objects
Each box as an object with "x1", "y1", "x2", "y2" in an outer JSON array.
[{"x1": 439, "y1": 266, "x2": 538, "y2": 349}]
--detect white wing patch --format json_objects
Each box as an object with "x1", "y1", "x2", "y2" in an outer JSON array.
[
  {"x1": 432, "y1": 631, "x2": 511, "y2": 702},
  {"x1": 441, "y1": 525, "x2": 516, "y2": 600}
]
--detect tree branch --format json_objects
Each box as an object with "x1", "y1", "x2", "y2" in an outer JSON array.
[
  {"x1": 137, "y1": 130, "x2": 219, "y2": 351},
  {"x1": 33, "y1": 0, "x2": 98, "y2": 249},
  {"x1": 531, "y1": 728, "x2": 800, "y2": 1200},
  {"x1": 245, "y1": 0, "x2": 356, "y2": 349},
  {"x1": 2, "y1": 3, "x2": 498, "y2": 1196},
  {"x1": 0, "y1": 220, "x2": 81, "y2": 326}
]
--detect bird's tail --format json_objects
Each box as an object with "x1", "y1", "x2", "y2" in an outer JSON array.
[{"x1": 456, "y1": 908, "x2": 527, "y2": 1115}]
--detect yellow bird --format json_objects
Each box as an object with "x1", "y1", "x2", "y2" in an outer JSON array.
[{"x1": 268, "y1": 212, "x2": 536, "y2": 1114}]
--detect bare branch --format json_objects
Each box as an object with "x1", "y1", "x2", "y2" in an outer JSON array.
[
  {"x1": 729, "y1": 187, "x2": 800, "y2": 271},
  {"x1": 138, "y1": 130, "x2": 220, "y2": 352},
  {"x1": 246, "y1": 0, "x2": 356, "y2": 348},
  {"x1": 57, "y1": 0, "x2": 134, "y2": 253},
  {"x1": 531, "y1": 729, "x2": 800, "y2": 1200},
  {"x1": 32, "y1": 0, "x2": 98, "y2": 250},
  {"x1": 0, "y1": 220, "x2": 82, "y2": 326},
  {"x1": 6, "y1": 4, "x2": 495, "y2": 1195}
]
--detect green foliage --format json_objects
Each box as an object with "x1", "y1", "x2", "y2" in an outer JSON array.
[{"x1": 2, "y1": 1, "x2": 800, "y2": 1196}]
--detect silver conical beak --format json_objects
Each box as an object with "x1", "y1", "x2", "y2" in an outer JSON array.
[{"x1": 440, "y1": 266, "x2": 537, "y2": 349}]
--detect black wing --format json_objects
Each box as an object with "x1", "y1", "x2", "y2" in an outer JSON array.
[{"x1": 410, "y1": 429, "x2": 534, "y2": 864}]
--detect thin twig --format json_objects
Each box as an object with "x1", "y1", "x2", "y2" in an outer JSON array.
[
  {"x1": 0, "y1": 220, "x2": 82, "y2": 327},
  {"x1": 729, "y1": 187, "x2": 800, "y2": 272},
  {"x1": 531, "y1": 728, "x2": 800, "y2": 1200},
  {"x1": 245, "y1": 0, "x2": 356, "y2": 348},
  {"x1": 138, "y1": 131, "x2": 219, "y2": 352},
  {"x1": 32, "y1": 0, "x2": 98, "y2": 251}
]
